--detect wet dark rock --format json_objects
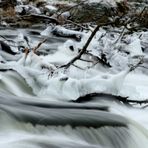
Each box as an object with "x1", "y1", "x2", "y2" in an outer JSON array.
[
  {"x1": 70, "y1": 3, "x2": 112, "y2": 23},
  {"x1": 0, "y1": 41, "x2": 17, "y2": 55}
]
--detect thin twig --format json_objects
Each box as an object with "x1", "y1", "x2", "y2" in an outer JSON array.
[
  {"x1": 114, "y1": 27, "x2": 126, "y2": 44},
  {"x1": 141, "y1": 105, "x2": 148, "y2": 109},
  {"x1": 24, "y1": 47, "x2": 29, "y2": 60},
  {"x1": 125, "y1": 7, "x2": 147, "y2": 26},
  {"x1": 79, "y1": 58, "x2": 93, "y2": 63},
  {"x1": 66, "y1": 20, "x2": 91, "y2": 31},
  {"x1": 87, "y1": 60, "x2": 100, "y2": 69},
  {"x1": 129, "y1": 57, "x2": 144, "y2": 72},
  {"x1": 139, "y1": 65, "x2": 148, "y2": 69},
  {"x1": 33, "y1": 38, "x2": 47, "y2": 53},
  {"x1": 72, "y1": 64, "x2": 84, "y2": 70},
  {"x1": 0, "y1": 35, "x2": 16, "y2": 43}
]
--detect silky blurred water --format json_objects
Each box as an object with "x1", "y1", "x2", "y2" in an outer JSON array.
[{"x1": 0, "y1": 27, "x2": 148, "y2": 148}]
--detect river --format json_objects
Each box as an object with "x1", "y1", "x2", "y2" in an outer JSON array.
[{"x1": 0, "y1": 26, "x2": 148, "y2": 148}]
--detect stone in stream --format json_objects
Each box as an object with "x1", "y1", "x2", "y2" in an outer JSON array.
[
  {"x1": 69, "y1": 2, "x2": 128, "y2": 23},
  {"x1": 0, "y1": 41, "x2": 17, "y2": 55}
]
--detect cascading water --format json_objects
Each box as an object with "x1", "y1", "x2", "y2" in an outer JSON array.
[
  {"x1": 0, "y1": 96, "x2": 148, "y2": 148},
  {"x1": 0, "y1": 9, "x2": 148, "y2": 147}
]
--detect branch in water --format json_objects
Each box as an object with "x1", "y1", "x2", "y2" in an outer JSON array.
[
  {"x1": 60, "y1": 21, "x2": 114, "y2": 69},
  {"x1": 33, "y1": 38, "x2": 48, "y2": 53},
  {"x1": 75, "y1": 92, "x2": 148, "y2": 106}
]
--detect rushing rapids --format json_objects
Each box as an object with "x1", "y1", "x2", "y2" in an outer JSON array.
[
  {"x1": 0, "y1": 92, "x2": 148, "y2": 148},
  {"x1": 0, "y1": 26, "x2": 148, "y2": 148},
  {"x1": 0, "y1": 0, "x2": 148, "y2": 147}
]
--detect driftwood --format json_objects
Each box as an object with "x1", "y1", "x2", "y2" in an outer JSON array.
[
  {"x1": 73, "y1": 93, "x2": 128, "y2": 103},
  {"x1": 74, "y1": 92, "x2": 148, "y2": 106}
]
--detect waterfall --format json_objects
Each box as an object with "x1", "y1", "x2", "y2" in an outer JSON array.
[
  {"x1": 0, "y1": 110, "x2": 147, "y2": 148},
  {"x1": 0, "y1": 93, "x2": 148, "y2": 148}
]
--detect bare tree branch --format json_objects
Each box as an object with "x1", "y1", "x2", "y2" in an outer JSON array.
[
  {"x1": 33, "y1": 38, "x2": 47, "y2": 53},
  {"x1": 75, "y1": 92, "x2": 148, "y2": 106},
  {"x1": 60, "y1": 21, "x2": 114, "y2": 69}
]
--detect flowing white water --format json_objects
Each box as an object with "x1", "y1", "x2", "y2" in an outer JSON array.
[
  {"x1": 0, "y1": 98, "x2": 148, "y2": 148},
  {"x1": 0, "y1": 25, "x2": 148, "y2": 148}
]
